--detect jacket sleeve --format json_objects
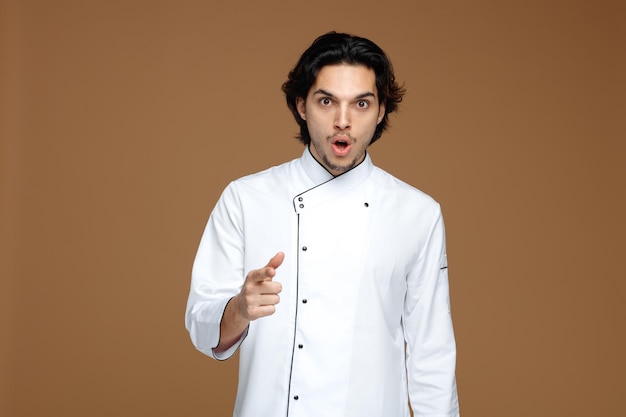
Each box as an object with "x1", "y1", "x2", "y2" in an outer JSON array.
[
  {"x1": 403, "y1": 207, "x2": 460, "y2": 416},
  {"x1": 185, "y1": 182, "x2": 248, "y2": 360}
]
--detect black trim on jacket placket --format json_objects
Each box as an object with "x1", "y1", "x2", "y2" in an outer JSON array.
[{"x1": 285, "y1": 213, "x2": 300, "y2": 416}]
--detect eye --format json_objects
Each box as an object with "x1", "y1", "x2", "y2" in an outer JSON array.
[
  {"x1": 320, "y1": 97, "x2": 332, "y2": 106},
  {"x1": 356, "y1": 100, "x2": 369, "y2": 109}
]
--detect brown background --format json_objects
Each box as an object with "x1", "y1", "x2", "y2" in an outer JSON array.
[{"x1": 1, "y1": 1, "x2": 624, "y2": 416}]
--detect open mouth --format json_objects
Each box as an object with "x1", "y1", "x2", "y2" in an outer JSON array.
[
  {"x1": 334, "y1": 139, "x2": 349, "y2": 149},
  {"x1": 331, "y1": 136, "x2": 351, "y2": 157}
]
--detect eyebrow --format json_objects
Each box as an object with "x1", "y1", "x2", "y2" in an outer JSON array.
[{"x1": 312, "y1": 89, "x2": 377, "y2": 100}]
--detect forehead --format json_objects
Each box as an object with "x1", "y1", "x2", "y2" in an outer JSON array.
[{"x1": 310, "y1": 64, "x2": 378, "y2": 97}]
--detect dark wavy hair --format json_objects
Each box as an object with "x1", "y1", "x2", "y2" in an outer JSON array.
[{"x1": 282, "y1": 32, "x2": 405, "y2": 145}]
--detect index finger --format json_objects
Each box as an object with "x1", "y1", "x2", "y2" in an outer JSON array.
[
  {"x1": 266, "y1": 252, "x2": 285, "y2": 269},
  {"x1": 252, "y1": 252, "x2": 285, "y2": 282}
]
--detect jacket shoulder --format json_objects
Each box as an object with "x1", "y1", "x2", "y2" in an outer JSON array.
[{"x1": 370, "y1": 167, "x2": 440, "y2": 210}]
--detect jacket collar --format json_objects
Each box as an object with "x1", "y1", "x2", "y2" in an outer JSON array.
[
  {"x1": 293, "y1": 147, "x2": 374, "y2": 213},
  {"x1": 300, "y1": 146, "x2": 373, "y2": 187}
]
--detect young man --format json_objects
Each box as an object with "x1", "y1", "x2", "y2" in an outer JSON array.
[{"x1": 185, "y1": 32, "x2": 460, "y2": 417}]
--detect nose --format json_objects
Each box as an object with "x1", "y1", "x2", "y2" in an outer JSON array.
[{"x1": 334, "y1": 104, "x2": 351, "y2": 130}]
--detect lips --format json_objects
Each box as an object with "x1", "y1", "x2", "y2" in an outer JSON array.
[{"x1": 331, "y1": 136, "x2": 352, "y2": 157}]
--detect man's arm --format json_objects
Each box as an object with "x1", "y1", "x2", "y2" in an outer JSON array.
[
  {"x1": 214, "y1": 252, "x2": 284, "y2": 354},
  {"x1": 186, "y1": 180, "x2": 286, "y2": 359},
  {"x1": 404, "y1": 210, "x2": 460, "y2": 415}
]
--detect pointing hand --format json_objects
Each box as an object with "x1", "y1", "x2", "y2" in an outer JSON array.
[{"x1": 236, "y1": 252, "x2": 284, "y2": 321}]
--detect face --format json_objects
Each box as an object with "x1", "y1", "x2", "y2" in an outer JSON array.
[{"x1": 296, "y1": 64, "x2": 385, "y2": 176}]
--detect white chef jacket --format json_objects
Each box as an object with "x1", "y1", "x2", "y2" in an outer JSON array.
[{"x1": 186, "y1": 148, "x2": 459, "y2": 417}]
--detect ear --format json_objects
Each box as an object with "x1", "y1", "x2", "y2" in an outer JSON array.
[
  {"x1": 296, "y1": 97, "x2": 306, "y2": 120},
  {"x1": 377, "y1": 102, "x2": 386, "y2": 124}
]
